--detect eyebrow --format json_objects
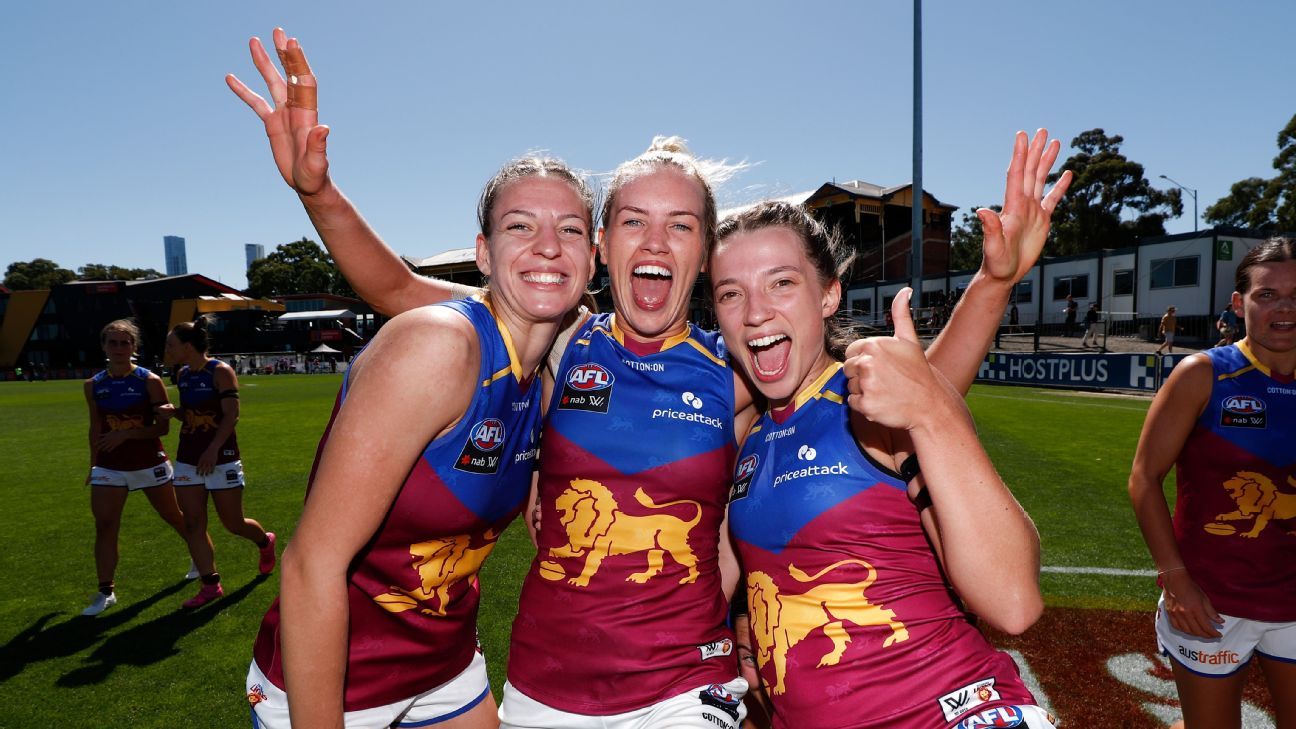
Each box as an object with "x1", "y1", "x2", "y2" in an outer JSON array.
[
  {"x1": 616, "y1": 205, "x2": 701, "y2": 220},
  {"x1": 501, "y1": 209, "x2": 586, "y2": 222},
  {"x1": 713, "y1": 265, "x2": 802, "y2": 288}
]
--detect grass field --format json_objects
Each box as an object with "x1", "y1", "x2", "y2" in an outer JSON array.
[{"x1": 0, "y1": 377, "x2": 1276, "y2": 727}]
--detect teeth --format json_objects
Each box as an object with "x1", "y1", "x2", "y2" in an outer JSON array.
[
  {"x1": 747, "y1": 334, "x2": 788, "y2": 349},
  {"x1": 522, "y1": 272, "x2": 565, "y2": 285},
  {"x1": 633, "y1": 264, "x2": 672, "y2": 278}
]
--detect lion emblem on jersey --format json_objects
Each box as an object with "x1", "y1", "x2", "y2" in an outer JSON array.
[
  {"x1": 1213, "y1": 471, "x2": 1296, "y2": 538},
  {"x1": 182, "y1": 410, "x2": 219, "y2": 433},
  {"x1": 105, "y1": 414, "x2": 145, "y2": 431},
  {"x1": 544, "y1": 478, "x2": 701, "y2": 587},
  {"x1": 374, "y1": 530, "x2": 497, "y2": 616},
  {"x1": 748, "y1": 559, "x2": 909, "y2": 696}
]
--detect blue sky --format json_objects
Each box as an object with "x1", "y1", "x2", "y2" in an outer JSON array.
[{"x1": 2, "y1": 1, "x2": 1292, "y2": 289}]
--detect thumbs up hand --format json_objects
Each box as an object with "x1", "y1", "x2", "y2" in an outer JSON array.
[{"x1": 844, "y1": 288, "x2": 952, "y2": 431}]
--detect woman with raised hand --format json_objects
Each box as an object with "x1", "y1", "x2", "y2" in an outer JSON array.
[
  {"x1": 163, "y1": 318, "x2": 276, "y2": 610},
  {"x1": 1129, "y1": 238, "x2": 1296, "y2": 729},
  {"x1": 712, "y1": 201, "x2": 1057, "y2": 728},
  {"x1": 229, "y1": 28, "x2": 1068, "y2": 727},
  {"x1": 82, "y1": 319, "x2": 198, "y2": 616},
  {"x1": 241, "y1": 151, "x2": 597, "y2": 727}
]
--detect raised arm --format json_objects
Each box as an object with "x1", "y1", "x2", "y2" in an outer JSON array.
[
  {"x1": 1128, "y1": 354, "x2": 1221, "y2": 637},
  {"x1": 279, "y1": 308, "x2": 477, "y2": 728},
  {"x1": 845, "y1": 290, "x2": 1042, "y2": 634},
  {"x1": 226, "y1": 28, "x2": 462, "y2": 316},
  {"x1": 926, "y1": 129, "x2": 1073, "y2": 393}
]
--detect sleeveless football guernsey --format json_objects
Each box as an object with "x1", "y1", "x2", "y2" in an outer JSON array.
[
  {"x1": 507, "y1": 313, "x2": 739, "y2": 714},
  {"x1": 253, "y1": 299, "x2": 542, "y2": 710},
  {"x1": 729, "y1": 363, "x2": 1036, "y2": 728},
  {"x1": 1173, "y1": 340, "x2": 1296, "y2": 622}
]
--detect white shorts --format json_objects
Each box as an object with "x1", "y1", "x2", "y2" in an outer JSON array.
[
  {"x1": 174, "y1": 460, "x2": 245, "y2": 490},
  {"x1": 1164, "y1": 331, "x2": 1176, "y2": 345},
  {"x1": 498, "y1": 677, "x2": 748, "y2": 729},
  {"x1": 89, "y1": 462, "x2": 173, "y2": 491},
  {"x1": 247, "y1": 651, "x2": 490, "y2": 729},
  {"x1": 1156, "y1": 593, "x2": 1296, "y2": 677}
]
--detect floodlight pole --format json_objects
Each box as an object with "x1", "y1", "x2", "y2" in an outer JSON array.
[
  {"x1": 1159, "y1": 174, "x2": 1198, "y2": 233},
  {"x1": 910, "y1": 0, "x2": 924, "y2": 302}
]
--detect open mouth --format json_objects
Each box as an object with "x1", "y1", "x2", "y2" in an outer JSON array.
[
  {"x1": 521, "y1": 271, "x2": 567, "y2": 286},
  {"x1": 631, "y1": 264, "x2": 672, "y2": 311},
  {"x1": 747, "y1": 333, "x2": 791, "y2": 380}
]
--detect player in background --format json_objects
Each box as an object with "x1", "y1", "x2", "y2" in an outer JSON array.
[
  {"x1": 82, "y1": 319, "x2": 200, "y2": 616},
  {"x1": 1130, "y1": 238, "x2": 1296, "y2": 729},
  {"x1": 162, "y1": 318, "x2": 275, "y2": 610}
]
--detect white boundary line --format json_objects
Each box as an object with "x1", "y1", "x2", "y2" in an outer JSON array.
[{"x1": 1041, "y1": 566, "x2": 1155, "y2": 577}]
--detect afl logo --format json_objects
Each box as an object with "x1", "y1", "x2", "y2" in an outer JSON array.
[
  {"x1": 566, "y1": 364, "x2": 613, "y2": 391},
  {"x1": 469, "y1": 419, "x2": 506, "y2": 452},
  {"x1": 1223, "y1": 396, "x2": 1265, "y2": 415},
  {"x1": 735, "y1": 454, "x2": 759, "y2": 482}
]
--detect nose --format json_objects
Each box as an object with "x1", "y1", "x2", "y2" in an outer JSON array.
[
  {"x1": 744, "y1": 290, "x2": 774, "y2": 327},
  {"x1": 532, "y1": 223, "x2": 562, "y2": 259},
  {"x1": 641, "y1": 222, "x2": 669, "y2": 255}
]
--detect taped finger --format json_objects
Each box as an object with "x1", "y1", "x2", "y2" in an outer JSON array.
[{"x1": 276, "y1": 46, "x2": 317, "y2": 110}]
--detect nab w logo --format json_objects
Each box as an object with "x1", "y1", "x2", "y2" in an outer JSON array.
[
  {"x1": 567, "y1": 364, "x2": 613, "y2": 391},
  {"x1": 1223, "y1": 396, "x2": 1265, "y2": 415},
  {"x1": 470, "y1": 419, "x2": 506, "y2": 451}
]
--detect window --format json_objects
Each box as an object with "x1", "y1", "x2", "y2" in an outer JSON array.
[
  {"x1": 1113, "y1": 269, "x2": 1134, "y2": 296},
  {"x1": 849, "y1": 298, "x2": 872, "y2": 316},
  {"x1": 1052, "y1": 274, "x2": 1089, "y2": 300},
  {"x1": 1012, "y1": 280, "x2": 1033, "y2": 304},
  {"x1": 1150, "y1": 256, "x2": 1199, "y2": 289}
]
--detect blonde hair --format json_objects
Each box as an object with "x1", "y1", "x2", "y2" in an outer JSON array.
[{"x1": 601, "y1": 136, "x2": 748, "y2": 251}]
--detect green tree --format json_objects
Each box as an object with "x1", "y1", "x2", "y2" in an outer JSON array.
[
  {"x1": 1205, "y1": 113, "x2": 1296, "y2": 233},
  {"x1": 246, "y1": 238, "x2": 351, "y2": 298},
  {"x1": 949, "y1": 206, "x2": 1001, "y2": 271},
  {"x1": 77, "y1": 263, "x2": 163, "y2": 281},
  {"x1": 3, "y1": 258, "x2": 76, "y2": 290},
  {"x1": 1045, "y1": 129, "x2": 1183, "y2": 256}
]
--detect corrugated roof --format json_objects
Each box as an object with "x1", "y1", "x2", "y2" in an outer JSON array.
[{"x1": 402, "y1": 248, "x2": 476, "y2": 269}]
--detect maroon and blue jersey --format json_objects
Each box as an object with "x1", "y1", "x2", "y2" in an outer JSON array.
[
  {"x1": 175, "y1": 359, "x2": 239, "y2": 465},
  {"x1": 88, "y1": 366, "x2": 168, "y2": 471},
  {"x1": 507, "y1": 313, "x2": 739, "y2": 714},
  {"x1": 253, "y1": 298, "x2": 541, "y2": 710},
  {"x1": 729, "y1": 363, "x2": 1036, "y2": 728},
  {"x1": 1173, "y1": 340, "x2": 1296, "y2": 622}
]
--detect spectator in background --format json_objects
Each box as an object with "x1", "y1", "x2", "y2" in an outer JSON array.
[
  {"x1": 1155, "y1": 306, "x2": 1178, "y2": 354},
  {"x1": 1063, "y1": 294, "x2": 1078, "y2": 336},
  {"x1": 1081, "y1": 302, "x2": 1101, "y2": 348},
  {"x1": 1215, "y1": 301, "x2": 1239, "y2": 347}
]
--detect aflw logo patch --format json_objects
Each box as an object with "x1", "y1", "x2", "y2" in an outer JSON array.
[
  {"x1": 455, "y1": 418, "x2": 506, "y2": 474},
  {"x1": 730, "y1": 454, "x2": 758, "y2": 502},
  {"x1": 558, "y1": 364, "x2": 613, "y2": 413},
  {"x1": 1220, "y1": 395, "x2": 1266, "y2": 428}
]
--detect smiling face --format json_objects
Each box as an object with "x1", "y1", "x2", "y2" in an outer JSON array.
[
  {"x1": 1233, "y1": 260, "x2": 1296, "y2": 360},
  {"x1": 599, "y1": 166, "x2": 708, "y2": 341},
  {"x1": 475, "y1": 175, "x2": 596, "y2": 331},
  {"x1": 711, "y1": 225, "x2": 841, "y2": 408}
]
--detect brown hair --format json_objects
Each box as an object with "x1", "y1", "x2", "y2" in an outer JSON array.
[
  {"x1": 715, "y1": 201, "x2": 858, "y2": 358},
  {"x1": 170, "y1": 316, "x2": 213, "y2": 354},
  {"x1": 1236, "y1": 236, "x2": 1296, "y2": 293},
  {"x1": 100, "y1": 319, "x2": 141, "y2": 348},
  {"x1": 477, "y1": 155, "x2": 596, "y2": 243}
]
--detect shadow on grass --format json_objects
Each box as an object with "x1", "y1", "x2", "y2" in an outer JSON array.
[
  {"x1": 0, "y1": 579, "x2": 191, "y2": 682},
  {"x1": 54, "y1": 575, "x2": 269, "y2": 687}
]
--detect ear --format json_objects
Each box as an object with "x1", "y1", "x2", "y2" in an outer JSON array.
[
  {"x1": 585, "y1": 240, "x2": 598, "y2": 283},
  {"x1": 597, "y1": 228, "x2": 608, "y2": 266},
  {"x1": 1231, "y1": 290, "x2": 1243, "y2": 315},
  {"x1": 821, "y1": 279, "x2": 842, "y2": 317},
  {"x1": 475, "y1": 233, "x2": 492, "y2": 277}
]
